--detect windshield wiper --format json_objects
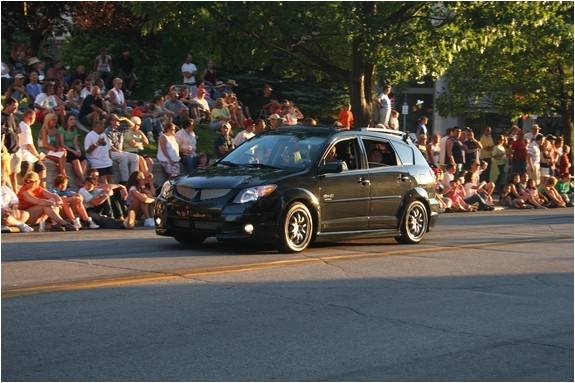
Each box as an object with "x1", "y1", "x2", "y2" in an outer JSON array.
[
  {"x1": 218, "y1": 161, "x2": 239, "y2": 167},
  {"x1": 243, "y1": 163, "x2": 281, "y2": 169}
]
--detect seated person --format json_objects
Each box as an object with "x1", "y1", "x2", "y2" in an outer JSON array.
[
  {"x1": 47, "y1": 174, "x2": 100, "y2": 229},
  {"x1": 323, "y1": 146, "x2": 348, "y2": 171},
  {"x1": 1, "y1": 169, "x2": 34, "y2": 233},
  {"x1": 125, "y1": 171, "x2": 156, "y2": 228}
]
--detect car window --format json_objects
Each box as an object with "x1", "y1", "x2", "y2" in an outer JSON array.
[
  {"x1": 322, "y1": 138, "x2": 360, "y2": 171},
  {"x1": 223, "y1": 134, "x2": 325, "y2": 169},
  {"x1": 362, "y1": 138, "x2": 397, "y2": 168}
]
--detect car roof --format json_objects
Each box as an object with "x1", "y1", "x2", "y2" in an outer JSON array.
[{"x1": 272, "y1": 125, "x2": 413, "y2": 144}]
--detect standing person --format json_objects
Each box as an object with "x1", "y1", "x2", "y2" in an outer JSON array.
[
  {"x1": 489, "y1": 135, "x2": 508, "y2": 193},
  {"x1": 426, "y1": 133, "x2": 441, "y2": 169},
  {"x1": 181, "y1": 54, "x2": 198, "y2": 88},
  {"x1": 416, "y1": 116, "x2": 428, "y2": 138},
  {"x1": 337, "y1": 103, "x2": 354, "y2": 130},
  {"x1": 388, "y1": 110, "x2": 400, "y2": 130},
  {"x1": 375, "y1": 84, "x2": 392, "y2": 125},
  {"x1": 117, "y1": 48, "x2": 136, "y2": 95},
  {"x1": 524, "y1": 124, "x2": 541, "y2": 142},
  {"x1": 175, "y1": 118, "x2": 198, "y2": 173},
  {"x1": 2, "y1": 97, "x2": 22, "y2": 190},
  {"x1": 18, "y1": 109, "x2": 47, "y2": 187},
  {"x1": 438, "y1": 127, "x2": 453, "y2": 169},
  {"x1": 510, "y1": 130, "x2": 528, "y2": 176},
  {"x1": 462, "y1": 128, "x2": 482, "y2": 170},
  {"x1": 526, "y1": 134, "x2": 544, "y2": 186},
  {"x1": 201, "y1": 60, "x2": 217, "y2": 86},
  {"x1": 479, "y1": 126, "x2": 495, "y2": 183},
  {"x1": 94, "y1": 48, "x2": 112, "y2": 89},
  {"x1": 105, "y1": 114, "x2": 139, "y2": 184},
  {"x1": 258, "y1": 85, "x2": 282, "y2": 118},
  {"x1": 558, "y1": 145, "x2": 571, "y2": 175},
  {"x1": 157, "y1": 123, "x2": 181, "y2": 178},
  {"x1": 445, "y1": 127, "x2": 464, "y2": 173}
]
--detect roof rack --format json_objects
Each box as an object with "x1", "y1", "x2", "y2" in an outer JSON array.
[{"x1": 359, "y1": 127, "x2": 412, "y2": 143}]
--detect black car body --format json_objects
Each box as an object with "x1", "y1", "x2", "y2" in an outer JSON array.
[{"x1": 155, "y1": 126, "x2": 439, "y2": 252}]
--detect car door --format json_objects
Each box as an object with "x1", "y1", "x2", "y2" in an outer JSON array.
[
  {"x1": 317, "y1": 138, "x2": 370, "y2": 232},
  {"x1": 363, "y1": 137, "x2": 413, "y2": 229}
]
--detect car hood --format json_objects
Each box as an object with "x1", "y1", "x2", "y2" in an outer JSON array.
[{"x1": 175, "y1": 166, "x2": 295, "y2": 189}]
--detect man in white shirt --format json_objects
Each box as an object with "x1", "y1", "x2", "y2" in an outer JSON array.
[
  {"x1": 85, "y1": 119, "x2": 114, "y2": 184},
  {"x1": 375, "y1": 84, "x2": 392, "y2": 125},
  {"x1": 233, "y1": 119, "x2": 256, "y2": 147},
  {"x1": 181, "y1": 54, "x2": 198, "y2": 87},
  {"x1": 18, "y1": 110, "x2": 47, "y2": 186}
]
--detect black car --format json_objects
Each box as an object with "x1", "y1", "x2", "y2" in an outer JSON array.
[{"x1": 155, "y1": 126, "x2": 439, "y2": 253}]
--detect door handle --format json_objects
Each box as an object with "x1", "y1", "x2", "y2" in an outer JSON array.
[
  {"x1": 358, "y1": 177, "x2": 370, "y2": 186},
  {"x1": 397, "y1": 174, "x2": 410, "y2": 182}
]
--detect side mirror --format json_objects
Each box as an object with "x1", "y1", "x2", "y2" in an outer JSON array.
[{"x1": 318, "y1": 160, "x2": 343, "y2": 175}]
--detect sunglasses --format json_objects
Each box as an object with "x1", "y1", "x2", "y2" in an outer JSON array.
[{"x1": 25, "y1": 179, "x2": 37, "y2": 184}]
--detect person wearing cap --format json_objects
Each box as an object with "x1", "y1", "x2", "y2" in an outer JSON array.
[
  {"x1": 4, "y1": 73, "x2": 29, "y2": 106},
  {"x1": 105, "y1": 114, "x2": 140, "y2": 184},
  {"x1": 233, "y1": 119, "x2": 256, "y2": 147},
  {"x1": 214, "y1": 122, "x2": 234, "y2": 159},
  {"x1": 258, "y1": 85, "x2": 282, "y2": 118},
  {"x1": 268, "y1": 113, "x2": 285, "y2": 130},
  {"x1": 123, "y1": 116, "x2": 154, "y2": 177},
  {"x1": 524, "y1": 124, "x2": 541, "y2": 142}
]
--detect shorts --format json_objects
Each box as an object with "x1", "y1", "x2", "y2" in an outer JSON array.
[
  {"x1": 66, "y1": 151, "x2": 87, "y2": 163},
  {"x1": 95, "y1": 166, "x2": 114, "y2": 177},
  {"x1": 9, "y1": 151, "x2": 22, "y2": 174},
  {"x1": 21, "y1": 160, "x2": 46, "y2": 175},
  {"x1": 540, "y1": 167, "x2": 552, "y2": 177},
  {"x1": 160, "y1": 161, "x2": 180, "y2": 177}
]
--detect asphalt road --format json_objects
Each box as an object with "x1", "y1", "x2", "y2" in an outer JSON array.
[{"x1": 1, "y1": 209, "x2": 573, "y2": 381}]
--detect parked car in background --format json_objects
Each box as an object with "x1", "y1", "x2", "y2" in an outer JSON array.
[{"x1": 155, "y1": 126, "x2": 439, "y2": 252}]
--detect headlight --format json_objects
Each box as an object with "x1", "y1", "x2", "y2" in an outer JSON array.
[
  {"x1": 233, "y1": 184, "x2": 277, "y2": 204},
  {"x1": 159, "y1": 180, "x2": 175, "y2": 199}
]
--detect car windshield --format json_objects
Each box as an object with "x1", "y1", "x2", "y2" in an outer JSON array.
[{"x1": 220, "y1": 133, "x2": 326, "y2": 170}]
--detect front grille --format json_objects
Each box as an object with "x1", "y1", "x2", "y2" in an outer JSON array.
[{"x1": 175, "y1": 186, "x2": 231, "y2": 201}]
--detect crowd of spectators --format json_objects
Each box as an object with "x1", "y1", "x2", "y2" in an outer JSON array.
[{"x1": 1, "y1": 50, "x2": 573, "y2": 232}]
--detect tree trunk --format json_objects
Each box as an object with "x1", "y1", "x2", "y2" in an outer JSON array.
[{"x1": 350, "y1": 37, "x2": 376, "y2": 129}]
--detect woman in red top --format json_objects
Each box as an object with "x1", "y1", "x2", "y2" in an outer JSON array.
[{"x1": 17, "y1": 171, "x2": 76, "y2": 231}]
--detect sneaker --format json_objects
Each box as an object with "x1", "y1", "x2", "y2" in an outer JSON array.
[
  {"x1": 17, "y1": 223, "x2": 34, "y2": 233},
  {"x1": 1, "y1": 225, "x2": 11, "y2": 233},
  {"x1": 143, "y1": 218, "x2": 155, "y2": 227},
  {"x1": 123, "y1": 210, "x2": 136, "y2": 229},
  {"x1": 50, "y1": 223, "x2": 66, "y2": 232},
  {"x1": 147, "y1": 132, "x2": 156, "y2": 143},
  {"x1": 87, "y1": 219, "x2": 100, "y2": 229},
  {"x1": 73, "y1": 217, "x2": 83, "y2": 230},
  {"x1": 62, "y1": 222, "x2": 78, "y2": 231}
]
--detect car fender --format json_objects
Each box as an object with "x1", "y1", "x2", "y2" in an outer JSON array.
[
  {"x1": 274, "y1": 187, "x2": 321, "y2": 227},
  {"x1": 396, "y1": 186, "x2": 431, "y2": 224}
]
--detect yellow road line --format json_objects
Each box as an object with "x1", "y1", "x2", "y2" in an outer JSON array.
[{"x1": 2, "y1": 236, "x2": 567, "y2": 300}]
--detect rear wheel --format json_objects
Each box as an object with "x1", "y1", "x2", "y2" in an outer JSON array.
[
  {"x1": 278, "y1": 202, "x2": 313, "y2": 253},
  {"x1": 174, "y1": 234, "x2": 208, "y2": 245},
  {"x1": 395, "y1": 200, "x2": 428, "y2": 244}
]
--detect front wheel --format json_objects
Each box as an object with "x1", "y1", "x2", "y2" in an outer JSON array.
[
  {"x1": 395, "y1": 200, "x2": 428, "y2": 244},
  {"x1": 278, "y1": 202, "x2": 313, "y2": 253}
]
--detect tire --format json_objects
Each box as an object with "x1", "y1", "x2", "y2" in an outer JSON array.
[
  {"x1": 174, "y1": 234, "x2": 207, "y2": 245},
  {"x1": 395, "y1": 200, "x2": 428, "y2": 244},
  {"x1": 278, "y1": 202, "x2": 313, "y2": 253}
]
